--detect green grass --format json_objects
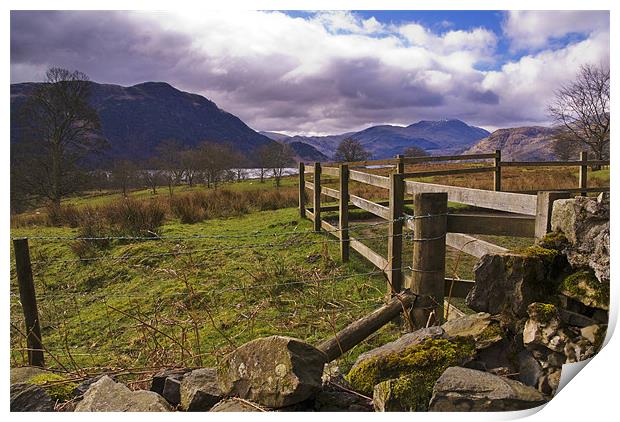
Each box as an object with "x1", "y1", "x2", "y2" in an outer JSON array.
[{"x1": 10, "y1": 207, "x2": 404, "y2": 372}]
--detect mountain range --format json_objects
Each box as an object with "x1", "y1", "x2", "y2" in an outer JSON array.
[{"x1": 11, "y1": 80, "x2": 558, "y2": 165}]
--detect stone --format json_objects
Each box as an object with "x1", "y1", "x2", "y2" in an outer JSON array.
[
  {"x1": 346, "y1": 335, "x2": 476, "y2": 410},
  {"x1": 10, "y1": 366, "x2": 52, "y2": 385},
  {"x1": 353, "y1": 326, "x2": 447, "y2": 366},
  {"x1": 162, "y1": 378, "x2": 182, "y2": 407},
  {"x1": 466, "y1": 250, "x2": 560, "y2": 318},
  {"x1": 180, "y1": 368, "x2": 223, "y2": 411},
  {"x1": 75, "y1": 375, "x2": 109, "y2": 397},
  {"x1": 209, "y1": 398, "x2": 265, "y2": 412},
  {"x1": 429, "y1": 367, "x2": 547, "y2": 411},
  {"x1": 314, "y1": 390, "x2": 372, "y2": 412},
  {"x1": 551, "y1": 194, "x2": 610, "y2": 284},
  {"x1": 564, "y1": 338, "x2": 596, "y2": 363},
  {"x1": 559, "y1": 270, "x2": 609, "y2": 310},
  {"x1": 217, "y1": 335, "x2": 326, "y2": 408},
  {"x1": 539, "y1": 369, "x2": 562, "y2": 396},
  {"x1": 74, "y1": 376, "x2": 171, "y2": 412},
  {"x1": 441, "y1": 312, "x2": 503, "y2": 349},
  {"x1": 518, "y1": 351, "x2": 543, "y2": 388},
  {"x1": 10, "y1": 383, "x2": 55, "y2": 412},
  {"x1": 580, "y1": 324, "x2": 605, "y2": 346},
  {"x1": 523, "y1": 303, "x2": 570, "y2": 353},
  {"x1": 372, "y1": 376, "x2": 428, "y2": 412},
  {"x1": 150, "y1": 368, "x2": 189, "y2": 396}
]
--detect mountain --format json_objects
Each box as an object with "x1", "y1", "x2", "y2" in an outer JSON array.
[
  {"x1": 10, "y1": 81, "x2": 276, "y2": 164},
  {"x1": 275, "y1": 119, "x2": 489, "y2": 160},
  {"x1": 258, "y1": 131, "x2": 291, "y2": 142},
  {"x1": 463, "y1": 126, "x2": 557, "y2": 161},
  {"x1": 288, "y1": 141, "x2": 329, "y2": 162}
]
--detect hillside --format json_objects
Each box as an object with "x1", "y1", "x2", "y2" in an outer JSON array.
[
  {"x1": 259, "y1": 131, "x2": 329, "y2": 162},
  {"x1": 280, "y1": 120, "x2": 489, "y2": 160},
  {"x1": 463, "y1": 126, "x2": 557, "y2": 161},
  {"x1": 10, "y1": 81, "x2": 276, "y2": 163}
]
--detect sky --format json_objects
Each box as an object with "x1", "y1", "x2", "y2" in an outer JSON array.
[{"x1": 10, "y1": 10, "x2": 610, "y2": 135}]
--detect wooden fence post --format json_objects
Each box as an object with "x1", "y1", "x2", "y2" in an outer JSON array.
[
  {"x1": 13, "y1": 238, "x2": 45, "y2": 367},
  {"x1": 339, "y1": 164, "x2": 350, "y2": 262},
  {"x1": 298, "y1": 162, "x2": 305, "y2": 219},
  {"x1": 313, "y1": 162, "x2": 321, "y2": 232},
  {"x1": 396, "y1": 154, "x2": 405, "y2": 174},
  {"x1": 388, "y1": 173, "x2": 404, "y2": 294},
  {"x1": 579, "y1": 151, "x2": 588, "y2": 196},
  {"x1": 494, "y1": 149, "x2": 502, "y2": 191},
  {"x1": 535, "y1": 191, "x2": 571, "y2": 239},
  {"x1": 410, "y1": 192, "x2": 447, "y2": 328}
]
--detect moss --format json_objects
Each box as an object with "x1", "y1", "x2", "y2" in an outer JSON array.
[
  {"x1": 513, "y1": 245, "x2": 559, "y2": 265},
  {"x1": 346, "y1": 337, "x2": 475, "y2": 401},
  {"x1": 478, "y1": 322, "x2": 504, "y2": 342},
  {"x1": 537, "y1": 231, "x2": 569, "y2": 251},
  {"x1": 560, "y1": 269, "x2": 609, "y2": 308},
  {"x1": 28, "y1": 373, "x2": 78, "y2": 402},
  {"x1": 529, "y1": 303, "x2": 558, "y2": 324},
  {"x1": 377, "y1": 374, "x2": 435, "y2": 411}
]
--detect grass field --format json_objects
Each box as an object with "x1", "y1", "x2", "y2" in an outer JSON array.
[{"x1": 9, "y1": 164, "x2": 609, "y2": 373}]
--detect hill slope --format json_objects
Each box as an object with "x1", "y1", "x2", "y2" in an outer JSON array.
[
  {"x1": 11, "y1": 81, "x2": 276, "y2": 163},
  {"x1": 463, "y1": 127, "x2": 557, "y2": 161}
]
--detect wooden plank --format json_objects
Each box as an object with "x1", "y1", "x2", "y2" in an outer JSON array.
[
  {"x1": 305, "y1": 180, "x2": 314, "y2": 190},
  {"x1": 317, "y1": 292, "x2": 416, "y2": 361},
  {"x1": 349, "y1": 170, "x2": 390, "y2": 189},
  {"x1": 445, "y1": 278, "x2": 475, "y2": 299},
  {"x1": 586, "y1": 160, "x2": 610, "y2": 166},
  {"x1": 322, "y1": 166, "x2": 340, "y2": 177},
  {"x1": 402, "y1": 153, "x2": 496, "y2": 164},
  {"x1": 579, "y1": 151, "x2": 588, "y2": 196},
  {"x1": 321, "y1": 219, "x2": 338, "y2": 233},
  {"x1": 446, "y1": 213, "x2": 535, "y2": 237},
  {"x1": 500, "y1": 160, "x2": 582, "y2": 167},
  {"x1": 405, "y1": 180, "x2": 538, "y2": 215},
  {"x1": 402, "y1": 166, "x2": 495, "y2": 179},
  {"x1": 387, "y1": 173, "x2": 405, "y2": 294},
  {"x1": 349, "y1": 194, "x2": 390, "y2": 219},
  {"x1": 298, "y1": 162, "x2": 305, "y2": 219},
  {"x1": 313, "y1": 163, "x2": 321, "y2": 232},
  {"x1": 324, "y1": 158, "x2": 398, "y2": 168},
  {"x1": 507, "y1": 187, "x2": 609, "y2": 195},
  {"x1": 535, "y1": 191, "x2": 571, "y2": 239},
  {"x1": 445, "y1": 301, "x2": 466, "y2": 321},
  {"x1": 305, "y1": 209, "x2": 314, "y2": 221},
  {"x1": 350, "y1": 237, "x2": 388, "y2": 270},
  {"x1": 340, "y1": 165, "x2": 350, "y2": 263},
  {"x1": 446, "y1": 233, "x2": 508, "y2": 258},
  {"x1": 411, "y1": 192, "x2": 447, "y2": 327},
  {"x1": 321, "y1": 186, "x2": 340, "y2": 200}
]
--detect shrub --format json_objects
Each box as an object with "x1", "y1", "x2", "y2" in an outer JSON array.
[
  {"x1": 102, "y1": 198, "x2": 166, "y2": 237},
  {"x1": 46, "y1": 204, "x2": 82, "y2": 227},
  {"x1": 170, "y1": 194, "x2": 207, "y2": 224}
]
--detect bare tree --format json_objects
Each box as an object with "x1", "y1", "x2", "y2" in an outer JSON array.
[
  {"x1": 403, "y1": 146, "x2": 429, "y2": 157},
  {"x1": 257, "y1": 145, "x2": 271, "y2": 183},
  {"x1": 139, "y1": 158, "x2": 165, "y2": 195},
  {"x1": 111, "y1": 159, "x2": 137, "y2": 197},
  {"x1": 262, "y1": 143, "x2": 294, "y2": 187},
  {"x1": 155, "y1": 139, "x2": 186, "y2": 195},
  {"x1": 180, "y1": 149, "x2": 201, "y2": 187},
  {"x1": 198, "y1": 142, "x2": 235, "y2": 189},
  {"x1": 548, "y1": 63, "x2": 610, "y2": 169},
  {"x1": 12, "y1": 67, "x2": 106, "y2": 208},
  {"x1": 334, "y1": 138, "x2": 371, "y2": 162}
]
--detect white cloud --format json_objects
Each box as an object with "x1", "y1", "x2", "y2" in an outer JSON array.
[{"x1": 503, "y1": 10, "x2": 609, "y2": 51}]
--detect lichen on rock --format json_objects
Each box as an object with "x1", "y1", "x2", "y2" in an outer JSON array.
[{"x1": 559, "y1": 269, "x2": 609, "y2": 310}]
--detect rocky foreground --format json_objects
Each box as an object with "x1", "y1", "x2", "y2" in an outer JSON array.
[{"x1": 10, "y1": 194, "x2": 609, "y2": 412}]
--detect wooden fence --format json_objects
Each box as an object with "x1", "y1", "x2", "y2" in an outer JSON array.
[{"x1": 298, "y1": 151, "x2": 610, "y2": 327}]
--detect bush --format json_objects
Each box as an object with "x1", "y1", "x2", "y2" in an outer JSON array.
[
  {"x1": 46, "y1": 204, "x2": 82, "y2": 227},
  {"x1": 170, "y1": 194, "x2": 207, "y2": 224},
  {"x1": 103, "y1": 198, "x2": 166, "y2": 237}
]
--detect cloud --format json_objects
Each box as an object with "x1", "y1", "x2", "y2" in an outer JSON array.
[
  {"x1": 503, "y1": 10, "x2": 609, "y2": 51},
  {"x1": 10, "y1": 10, "x2": 610, "y2": 134}
]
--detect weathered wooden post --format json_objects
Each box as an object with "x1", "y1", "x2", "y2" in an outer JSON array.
[
  {"x1": 387, "y1": 173, "x2": 405, "y2": 294},
  {"x1": 494, "y1": 149, "x2": 502, "y2": 191},
  {"x1": 298, "y1": 162, "x2": 305, "y2": 219},
  {"x1": 13, "y1": 238, "x2": 45, "y2": 367},
  {"x1": 535, "y1": 191, "x2": 572, "y2": 239},
  {"x1": 396, "y1": 154, "x2": 405, "y2": 174},
  {"x1": 579, "y1": 151, "x2": 588, "y2": 196},
  {"x1": 339, "y1": 164, "x2": 350, "y2": 262},
  {"x1": 410, "y1": 192, "x2": 447, "y2": 328},
  {"x1": 313, "y1": 162, "x2": 321, "y2": 232}
]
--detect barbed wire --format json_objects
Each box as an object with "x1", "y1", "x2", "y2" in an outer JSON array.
[{"x1": 13, "y1": 213, "x2": 448, "y2": 242}]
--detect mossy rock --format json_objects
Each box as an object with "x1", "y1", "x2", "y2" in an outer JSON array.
[
  {"x1": 559, "y1": 269, "x2": 609, "y2": 310},
  {"x1": 536, "y1": 231, "x2": 569, "y2": 251},
  {"x1": 346, "y1": 337, "x2": 476, "y2": 408},
  {"x1": 512, "y1": 245, "x2": 559, "y2": 266},
  {"x1": 527, "y1": 303, "x2": 559, "y2": 325},
  {"x1": 28, "y1": 372, "x2": 78, "y2": 402}
]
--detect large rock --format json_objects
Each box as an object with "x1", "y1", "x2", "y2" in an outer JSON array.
[
  {"x1": 209, "y1": 398, "x2": 265, "y2": 412},
  {"x1": 559, "y1": 269, "x2": 609, "y2": 310},
  {"x1": 10, "y1": 383, "x2": 55, "y2": 412},
  {"x1": 150, "y1": 368, "x2": 189, "y2": 396},
  {"x1": 74, "y1": 376, "x2": 171, "y2": 412},
  {"x1": 429, "y1": 367, "x2": 547, "y2": 411},
  {"x1": 523, "y1": 303, "x2": 570, "y2": 353},
  {"x1": 180, "y1": 368, "x2": 223, "y2": 411},
  {"x1": 551, "y1": 193, "x2": 610, "y2": 284},
  {"x1": 10, "y1": 366, "x2": 52, "y2": 385},
  {"x1": 466, "y1": 248, "x2": 561, "y2": 317},
  {"x1": 314, "y1": 390, "x2": 372, "y2": 412},
  {"x1": 346, "y1": 329, "x2": 475, "y2": 410},
  {"x1": 217, "y1": 336, "x2": 326, "y2": 408},
  {"x1": 441, "y1": 312, "x2": 504, "y2": 350},
  {"x1": 518, "y1": 351, "x2": 543, "y2": 388}
]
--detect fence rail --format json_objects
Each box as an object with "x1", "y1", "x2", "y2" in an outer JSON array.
[{"x1": 300, "y1": 149, "x2": 610, "y2": 328}]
